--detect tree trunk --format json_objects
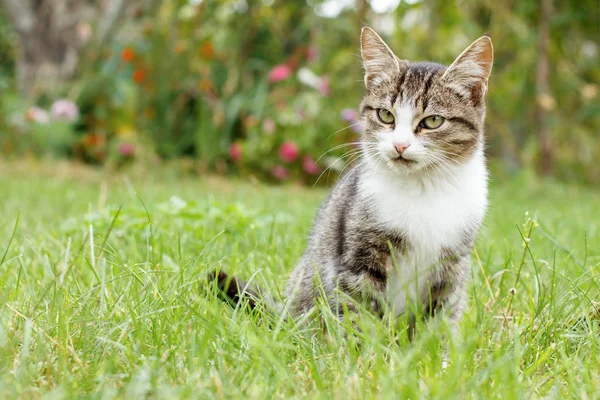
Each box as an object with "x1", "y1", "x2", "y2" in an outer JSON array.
[
  {"x1": 1, "y1": 0, "x2": 132, "y2": 98},
  {"x1": 536, "y1": 0, "x2": 552, "y2": 176}
]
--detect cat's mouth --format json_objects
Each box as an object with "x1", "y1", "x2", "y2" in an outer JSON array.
[{"x1": 393, "y1": 156, "x2": 416, "y2": 165}]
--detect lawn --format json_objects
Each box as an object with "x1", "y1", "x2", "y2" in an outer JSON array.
[{"x1": 0, "y1": 160, "x2": 599, "y2": 399}]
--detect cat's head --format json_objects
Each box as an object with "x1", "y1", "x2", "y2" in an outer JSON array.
[{"x1": 358, "y1": 27, "x2": 493, "y2": 176}]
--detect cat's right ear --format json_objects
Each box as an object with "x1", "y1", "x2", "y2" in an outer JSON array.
[
  {"x1": 442, "y1": 36, "x2": 493, "y2": 102},
  {"x1": 360, "y1": 27, "x2": 401, "y2": 89}
]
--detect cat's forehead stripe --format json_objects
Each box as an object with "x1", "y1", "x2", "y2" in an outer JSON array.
[
  {"x1": 390, "y1": 62, "x2": 445, "y2": 109},
  {"x1": 391, "y1": 69, "x2": 407, "y2": 106}
]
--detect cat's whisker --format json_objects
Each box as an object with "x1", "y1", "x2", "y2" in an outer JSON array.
[
  {"x1": 326, "y1": 122, "x2": 364, "y2": 139},
  {"x1": 339, "y1": 145, "x2": 380, "y2": 163},
  {"x1": 426, "y1": 155, "x2": 463, "y2": 186},
  {"x1": 314, "y1": 150, "x2": 365, "y2": 187},
  {"x1": 313, "y1": 146, "x2": 378, "y2": 187},
  {"x1": 433, "y1": 149, "x2": 470, "y2": 163},
  {"x1": 425, "y1": 154, "x2": 454, "y2": 181},
  {"x1": 313, "y1": 162, "x2": 339, "y2": 187},
  {"x1": 337, "y1": 153, "x2": 364, "y2": 179},
  {"x1": 423, "y1": 154, "x2": 452, "y2": 177},
  {"x1": 372, "y1": 154, "x2": 386, "y2": 175},
  {"x1": 433, "y1": 157, "x2": 459, "y2": 175},
  {"x1": 428, "y1": 151, "x2": 461, "y2": 167},
  {"x1": 436, "y1": 154, "x2": 464, "y2": 174},
  {"x1": 337, "y1": 153, "x2": 378, "y2": 188},
  {"x1": 337, "y1": 149, "x2": 362, "y2": 162},
  {"x1": 316, "y1": 142, "x2": 363, "y2": 163}
]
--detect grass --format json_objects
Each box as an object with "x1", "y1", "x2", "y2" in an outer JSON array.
[{"x1": 0, "y1": 160, "x2": 599, "y2": 399}]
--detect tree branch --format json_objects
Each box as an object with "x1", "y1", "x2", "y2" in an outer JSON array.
[{"x1": 96, "y1": 0, "x2": 126, "y2": 46}]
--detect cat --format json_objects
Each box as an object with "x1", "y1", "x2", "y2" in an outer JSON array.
[{"x1": 213, "y1": 26, "x2": 493, "y2": 331}]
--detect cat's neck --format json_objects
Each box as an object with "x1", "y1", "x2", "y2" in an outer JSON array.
[{"x1": 356, "y1": 146, "x2": 488, "y2": 239}]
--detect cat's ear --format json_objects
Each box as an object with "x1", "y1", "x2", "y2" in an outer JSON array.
[
  {"x1": 360, "y1": 27, "x2": 401, "y2": 88},
  {"x1": 442, "y1": 36, "x2": 493, "y2": 101}
]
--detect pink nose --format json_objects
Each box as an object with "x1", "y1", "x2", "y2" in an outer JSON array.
[{"x1": 393, "y1": 143, "x2": 410, "y2": 156}]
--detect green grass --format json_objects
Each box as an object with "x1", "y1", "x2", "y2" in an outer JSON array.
[{"x1": 0, "y1": 161, "x2": 599, "y2": 399}]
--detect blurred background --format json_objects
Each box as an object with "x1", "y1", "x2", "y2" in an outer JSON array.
[{"x1": 0, "y1": 0, "x2": 598, "y2": 184}]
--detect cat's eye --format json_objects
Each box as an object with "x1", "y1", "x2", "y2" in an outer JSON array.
[
  {"x1": 376, "y1": 109, "x2": 395, "y2": 125},
  {"x1": 420, "y1": 115, "x2": 445, "y2": 129}
]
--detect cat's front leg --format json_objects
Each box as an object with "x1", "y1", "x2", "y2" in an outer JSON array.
[
  {"x1": 425, "y1": 255, "x2": 470, "y2": 323},
  {"x1": 320, "y1": 272, "x2": 387, "y2": 342},
  {"x1": 424, "y1": 255, "x2": 470, "y2": 368}
]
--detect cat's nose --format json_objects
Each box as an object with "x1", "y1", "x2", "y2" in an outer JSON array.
[{"x1": 393, "y1": 142, "x2": 410, "y2": 156}]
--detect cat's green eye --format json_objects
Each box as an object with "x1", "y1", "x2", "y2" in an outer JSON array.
[
  {"x1": 376, "y1": 109, "x2": 395, "y2": 125},
  {"x1": 420, "y1": 115, "x2": 445, "y2": 129}
]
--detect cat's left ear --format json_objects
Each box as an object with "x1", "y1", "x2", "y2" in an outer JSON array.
[
  {"x1": 442, "y1": 36, "x2": 493, "y2": 102},
  {"x1": 360, "y1": 27, "x2": 402, "y2": 89}
]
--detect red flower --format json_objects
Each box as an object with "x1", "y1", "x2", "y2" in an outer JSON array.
[
  {"x1": 121, "y1": 47, "x2": 135, "y2": 63},
  {"x1": 302, "y1": 156, "x2": 320, "y2": 175},
  {"x1": 307, "y1": 46, "x2": 319, "y2": 62},
  {"x1": 133, "y1": 69, "x2": 146, "y2": 84},
  {"x1": 229, "y1": 142, "x2": 242, "y2": 163},
  {"x1": 82, "y1": 133, "x2": 105, "y2": 147},
  {"x1": 269, "y1": 64, "x2": 292, "y2": 83},
  {"x1": 118, "y1": 142, "x2": 136, "y2": 157},
  {"x1": 201, "y1": 42, "x2": 214, "y2": 59},
  {"x1": 271, "y1": 165, "x2": 289, "y2": 180},
  {"x1": 279, "y1": 141, "x2": 299, "y2": 163}
]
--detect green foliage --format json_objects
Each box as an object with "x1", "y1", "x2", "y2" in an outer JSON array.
[
  {"x1": 0, "y1": 11, "x2": 14, "y2": 86},
  {"x1": 0, "y1": 93, "x2": 76, "y2": 157},
  {"x1": 126, "y1": 0, "x2": 344, "y2": 181},
  {"x1": 73, "y1": 49, "x2": 139, "y2": 163},
  {"x1": 0, "y1": 164, "x2": 599, "y2": 397},
  {"x1": 0, "y1": 0, "x2": 599, "y2": 183}
]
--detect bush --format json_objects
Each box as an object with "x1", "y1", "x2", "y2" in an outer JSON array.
[
  {"x1": 60, "y1": 1, "x2": 359, "y2": 183},
  {"x1": 1, "y1": 0, "x2": 599, "y2": 184}
]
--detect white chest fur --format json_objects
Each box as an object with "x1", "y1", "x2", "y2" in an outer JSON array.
[{"x1": 359, "y1": 149, "x2": 488, "y2": 316}]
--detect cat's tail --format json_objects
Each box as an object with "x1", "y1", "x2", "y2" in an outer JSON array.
[{"x1": 208, "y1": 270, "x2": 283, "y2": 315}]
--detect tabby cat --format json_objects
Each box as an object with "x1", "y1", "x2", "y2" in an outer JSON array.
[{"x1": 215, "y1": 27, "x2": 493, "y2": 330}]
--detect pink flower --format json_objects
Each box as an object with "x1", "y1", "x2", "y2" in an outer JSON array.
[
  {"x1": 307, "y1": 46, "x2": 319, "y2": 62},
  {"x1": 340, "y1": 108, "x2": 364, "y2": 133},
  {"x1": 271, "y1": 165, "x2": 289, "y2": 180},
  {"x1": 340, "y1": 108, "x2": 358, "y2": 123},
  {"x1": 279, "y1": 141, "x2": 299, "y2": 163},
  {"x1": 118, "y1": 142, "x2": 136, "y2": 157},
  {"x1": 26, "y1": 106, "x2": 50, "y2": 124},
  {"x1": 318, "y1": 76, "x2": 331, "y2": 96},
  {"x1": 269, "y1": 64, "x2": 292, "y2": 83},
  {"x1": 262, "y1": 118, "x2": 275, "y2": 134},
  {"x1": 229, "y1": 142, "x2": 242, "y2": 162},
  {"x1": 50, "y1": 99, "x2": 79, "y2": 121},
  {"x1": 302, "y1": 156, "x2": 320, "y2": 175},
  {"x1": 350, "y1": 121, "x2": 364, "y2": 133}
]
